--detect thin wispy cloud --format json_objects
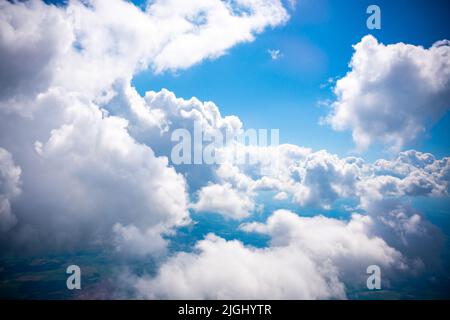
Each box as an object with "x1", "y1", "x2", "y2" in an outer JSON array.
[{"x1": 268, "y1": 49, "x2": 283, "y2": 60}]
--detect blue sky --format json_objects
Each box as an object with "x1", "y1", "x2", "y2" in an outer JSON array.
[{"x1": 132, "y1": 0, "x2": 450, "y2": 161}]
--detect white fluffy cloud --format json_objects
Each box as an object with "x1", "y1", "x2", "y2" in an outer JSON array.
[
  {"x1": 147, "y1": 0, "x2": 289, "y2": 72},
  {"x1": 192, "y1": 183, "x2": 255, "y2": 219},
  {"x1": 216, "y1": 146, "x2": 450, "y2": 211},
  {"x1": 0, "y1": 88, "x2": 190, "y2": 254},
  {"x1": 112, "y1": 223, "x2": 168, "y2": 257},
  {"x1": 0, "y1": 0, "x2": 288, "y2": 105},
  {"x1": 104, "y1": 83, "x2": 245, "y2": 192},
  {"x1": 132, "y1": 234, "x2": 346, "y2": 299},
  {"x1": 287, "y1": 151, "x2": 361, "y2": 208},
  {"x1": 130, "y1": 209, "x2": 404, "y2": 299},
  {"x1": 0, "y1": 0, "x2": 289, "y2": 254},
  {"x1": 216, "y1": 146, "x2": 447, "y2": 270},
  {"x1": 359, "y1": 150, "x2": 450, "y2": 208},
  {"x1": 325, "y1": 35, "x2": 450, "y2": 150}
]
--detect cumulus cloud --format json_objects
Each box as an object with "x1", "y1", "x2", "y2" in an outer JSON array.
[
  {"x1": 107, "y1": 84, "x2": 243, "y2": 160},
  {"x1": 359, "y1": 150, "x2": 450, "y2": 207},
  {"x1": 0, "y1": 0, "x2": 289, "y2": 254},
  {"x1": 0, "y1": 88, "x2": 190, "y2": 253},
  {"x1": 0, "y1": 0, "x2": 72, "y2": 107},
  {"x1": 242, "y1": 210, "x2": 406, "y2": 278},
  {"x1": 0, "y1": 0, "x2": 289, "y2": 103},
  {"x1": 113, "y1": 223, "x2": 168, "y2": 257},
  {"x1": 0, "y1": 0, "x2": 288, "y2": 106},
  {"x1": 0, "y1": 148, "x2": 21, "y2": 232},
  {"x1": 103, "y1": 83, "x2": 247, "y2": 194},
  {"x1": 192, "y1": 183, "x2": 255, "y2": 219},
  {"x1": 206, "y1": 146, "x2": 447, "y2": 273},
  {"x1": 287, "y1": 151, "x2": 361, "y2": 208},
  {"x1": 0, "y1": 0, "x2": 288, "y2": 254},
  {"x1": 132, "y1": 234, "x2": 346, "y2": 299},
  {"x1": 324, "y1": 35, "x2": 450, "y2": 150},
  {"x1": 215, "y1": 146, "x2": 450, "y2": 211},
  {"x1": 148, "y1": 0, "x2": 289, "y2": 72},
  {"x1": 361, "y1": 198, "x2": 444, "y2": 272},
  {"x1": 130, "y1": 210, "x2": 404, "y2": 299}
]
